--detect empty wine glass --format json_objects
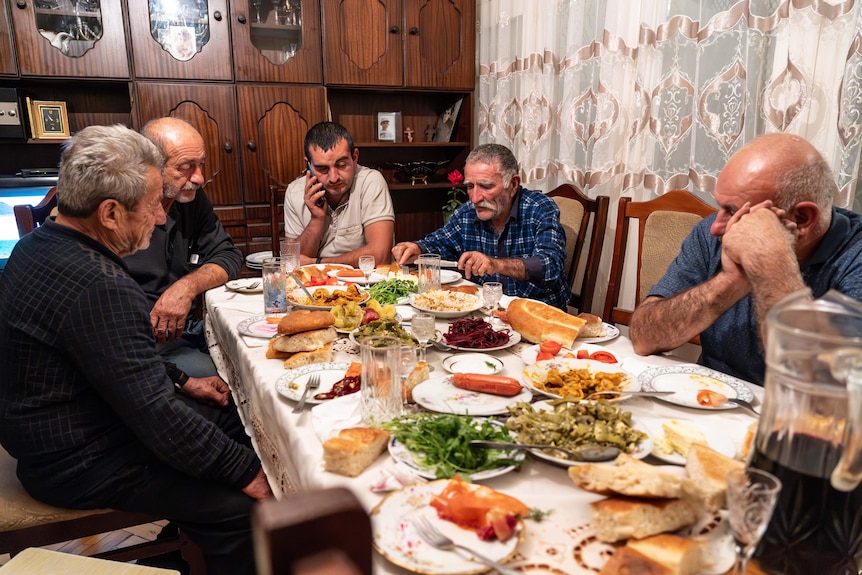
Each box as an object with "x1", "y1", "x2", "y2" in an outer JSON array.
[
  {"x1": 726, "y1": 467, "x2": 782, "y2": 575},
  {"x1": 411, "y1": 313, "x2": 436, "y2": 364},
  {"x1": 399, "y1": 345, "x2": 418, "y2": 402},
  {"x1": 358, "y1": 255, "x2": 375, "y2": 285}
]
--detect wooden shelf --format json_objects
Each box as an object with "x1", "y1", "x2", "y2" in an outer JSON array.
[
  {"x1": 357, "y1": 141, "x2": 470, "y2": 148},
  {"x1": 34, "y1": 8, "x2": 101, "y2": 17}
]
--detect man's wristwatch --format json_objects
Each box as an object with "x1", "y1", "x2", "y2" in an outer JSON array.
[{"x1": 165, "y1": 362, "x2": 189, "y2": 389}]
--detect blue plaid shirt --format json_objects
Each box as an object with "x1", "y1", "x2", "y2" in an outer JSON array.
[{"x1": 416, "y1": 186, "x2": 569, "y2": 309}]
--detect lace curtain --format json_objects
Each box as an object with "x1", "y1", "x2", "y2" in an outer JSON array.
[{"x1": 477, "y1": 0, "x2": 862, "y2": 312}]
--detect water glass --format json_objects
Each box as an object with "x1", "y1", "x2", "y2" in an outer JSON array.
[
  {"x1": 411, "y1": 312, "x2": 436, "y2": 363},
  {"x1": 418, "y1": 254, "x2": 441, "y2": 293},
  {"x1": 359, "y1": 336, "x2": 402, "y2": 425},
  {"x1": 262, "y1": 257, "x2": 288, "y2": 319},
  {"x1": 726, "y1": 467, "x2": 782, "y2": 575},
  {"x1": 483, "y1": 281, "x2": 503, "y2": 310},
  {"x1": 280, "y1": 237, "x2": 301, "y2": 273},
  {"x1": 358, "y1": 255, "x2": 375, "y2": 284},
  {"x1": 399, "y1": 345, "x2": 419, "y2": 401}
]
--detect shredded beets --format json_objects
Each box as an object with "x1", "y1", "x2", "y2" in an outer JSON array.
[
  {"x1": 443, "y1": 318, "x2": 511, "y2": 349},
  {"x1": 314, "y1": 375, "x2": 361, "y2": 400}
]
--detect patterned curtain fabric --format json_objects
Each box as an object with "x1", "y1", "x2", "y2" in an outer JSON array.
[{"x1": 477, "y1": 0, "x2": 862, "y2": 312}]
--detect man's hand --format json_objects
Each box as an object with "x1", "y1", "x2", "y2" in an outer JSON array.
[
  {"x1": 179, "y1": 375, "x2": 231, "y2": 407},
  {"x1": 392, "y1": 242, "x2": 421, "y2": 265},
  {"x1": 458, "y1": 251, "x2": 496, "y2": 279},
  {"x1": 303, "y1": 171, "x2": 326, "y2": 217},
  {"x1": 242, "y1": 468, "x2": 273, "y2": 501},
  {"x1": 151, "y1": 282, "x2": 195, "y2": 343}
]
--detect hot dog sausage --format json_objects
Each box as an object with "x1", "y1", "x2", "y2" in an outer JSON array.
[
  {"x1": 337, "y1": 269, "x2": 366, "y2": 278},
  {"x1": 452, "y1": 373, "x2": 522, "y2": 396}
]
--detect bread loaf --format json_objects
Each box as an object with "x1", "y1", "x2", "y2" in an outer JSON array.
[
  {"x1": 507, "y1": 298, "x2": 586, "y2": 348},
  {"x1": 589, "y1": 496, "x2": 697, "y2": 542},
  {"x1": 266, "y1": 339, "x2": 292, "y2": 360},
  {"x1": 685, "y1": 443, "x2": 744, "y2": 510},
  {"x1": 282, "y1": 343, "x2": 334, "y2": 370},
  {"x1": 568, "y1": 453, "x2": 692, "y2": 498},
  {"x1": 599, "y1": 534, "x2": 707, "y2": 575},
  {"x1": 322, "y1": 427, "x2": 391, "y2": 477},
  {"x1": 402, "y1": 361, "x2": 430, "y2": 402},
  {"x1": 277, "y1": 310, "x2": 335, "y2": 335},
  {"x1": 576, "y1": 312, "x2": 608, "y2": 338},
  {"x1": 271, "y1": 327, "x2": 337, "y2": 353}
]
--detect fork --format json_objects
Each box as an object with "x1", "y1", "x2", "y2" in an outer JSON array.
[
  {"x1": 292, "y1": 374, "x2": 320, "y2": 413},
  {"x1": 727, "y1": 397, "x2": 760, "y2": 417},
  {"x1": 245, "y1": 281, "x2": 260, "y2": 289},
  {"x1": 412, "y1": 514, "x2": 520, "y2": 575}
]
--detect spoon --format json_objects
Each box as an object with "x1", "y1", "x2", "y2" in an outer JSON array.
[
  {"x1": 289, "y1": 271, "x2": 315, "y2": 301},
  {"x1": 469, "y1": 440, "x2": 620, "y2": 462}
]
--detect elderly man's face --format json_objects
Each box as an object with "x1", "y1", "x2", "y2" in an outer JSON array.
[
  {"x1": 163, "y1": 130, "x2": 206, "y2": 204},
  {"x1": 121, "y1": 167, "x2": 167, "y2": 254},
  {"x1": 464, "y1": 160, "x2": 518, "y2": 227}
]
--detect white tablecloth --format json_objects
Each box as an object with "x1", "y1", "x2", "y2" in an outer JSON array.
[{"x1": 204, "y1": 286, "x2": 761, "y2": 574}]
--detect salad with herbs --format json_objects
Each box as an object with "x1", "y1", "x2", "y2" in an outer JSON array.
[{"x1": 367, "y1": 278, "x2": 417, "y2": 305}]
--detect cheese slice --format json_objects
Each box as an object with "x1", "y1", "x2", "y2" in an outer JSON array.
[{"x1": 656, "y1": 420, "x2": 708, "y2": 457}]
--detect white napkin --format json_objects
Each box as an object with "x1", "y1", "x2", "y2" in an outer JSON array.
[
  {"x1": 621, "y1": 356, "x2": 654, "y2": 377},
  {"x1": 311, "y1": 393, "x2": 362, "y2": 442},
  {"x1": 369, "y1": 460, "x2": 426, "y2": 492}
]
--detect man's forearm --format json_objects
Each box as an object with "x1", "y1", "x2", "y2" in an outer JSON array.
[
  {"x1": 298, "y1": 217, "x2": 325, "y2": 258},
  {"x1": 175, "y1": 263, "x2": 229, "y2": 299},
  {"x1": 745, "y1": 250, "x2": 806, "y2": 342},
  {"x1": 493, "y1": 258, "x2": 528, "y2": 281}
]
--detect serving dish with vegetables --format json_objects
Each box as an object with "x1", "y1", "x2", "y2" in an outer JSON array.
[{"x1": 522, "y1": 358, "x2": 636, "y2": 400}]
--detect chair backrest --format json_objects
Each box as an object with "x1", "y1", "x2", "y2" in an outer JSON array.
[
  {"x1": 603, "y1": 189, "x2": 716, "y2": 326},
  {"x1": 252, "y1": 487, "x2": 371, "y2": 575},
  {"x1": 13, "y1": 186, "x2": 57, "y2": 236},
  {"x1": 270, "y1": 185, "x2": 286, "y2": 257},
  {"x1": 548, "y1": 184, "x2": 610, "y2": 313}
]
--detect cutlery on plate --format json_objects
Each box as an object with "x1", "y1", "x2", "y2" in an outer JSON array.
[
  {"x1": 726, "y1": 397, "x2": 760, "y2": 417},
  {"x1": 292, "y1": 373, "x2": 320, "y2": 413},
  {"x1": 584, "y1": 390, "x2": 676, "y2": 400},
  {"x1": 469, "y1": 440, "x2": 620, "y2": 462},
  {"x1": 289, "y1": 271, "x2": 315, "y2": 301},
  {"x1": 411, "y1": 514, "x2": 520, "y2": 575}
]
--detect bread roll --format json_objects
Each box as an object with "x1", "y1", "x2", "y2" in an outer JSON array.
[
  {"x1": 685, "y1": 443, "x2": 744, "y2": 510},
  {"x1": 443, "y1": 285, "x2": 478, "y2": 295},
  {"x1": 402, "y1": 361, "x2": 430, "y2": 402},
  {"x1": 278, "y1": 310, "x2": 335, "y2": 335},
  {"x1": 271, "y1": 327, "x2": 337, "y2": 353},
  {"x1": 600, "y1": 534, "x2": 706, "y2": 575},
  {"x1": 589, "y1": 496, "x2": 697, "y2": 542},
  {"x1": 568, "y1": 453, "x2": 692, "y2": 498},
  {"x1": 507, "y1": 298, "x2": 586, "y2": 348},
  {"x1": 576, "y1": 312, "x2": 607, "y2": 338},
  {"x1": 322, "y1": 427, "x2": 391, "y2": 477},
  {"x1": 282, "y1": 343, "x2": 334, "y2": 370}
]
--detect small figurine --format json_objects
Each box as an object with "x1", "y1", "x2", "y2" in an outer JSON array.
[
  {"x1": 404, "y1": 127, "x2": 414, "y2": 143},
  {"x1": 424, "y1": 124, "x2": 436, "y2": 142}
]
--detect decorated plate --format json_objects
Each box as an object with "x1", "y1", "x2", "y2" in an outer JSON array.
[
  {"x1": 225, "y1": 278, "x2": 263, "y2": 293},
  {"x1": 638, "y1": 364, "x2": 755, "y2": 410},
  {"x1": 576, "y1": 322, "x2": 621, "y2": 344},
  {"x1": 510, "y1": 400, "x2": 653, "y2": 467},
  {"x1": 327, "y1": 270, "x2": 388, "y2": 284},
  {"x1": 237, "y1": 314, "x2": 279, "y2": 338},
  {"x1": 411, "y1": 374, "x2": 533, "y2": 416},
  {"x1": 287, "y1": 285, "x2": 370, "y2": 311},
  {"x1": 521, "y1": 358, "x2": 638, "y2": 400},
  {"x1": 370, "y1": 480, "x2": 524, "y2": 575},
  {"x1": 409, "y1": 293, "x2": 483, "y2": 319},
  {"x1": 274, "y1": 362, "x2": 352, "y2": 404},
  {"x1": 441, "y1": 353, "x2": 503, "y2": 375},
  {"x1": 520, "y1": 342, "x2": 610, "y2": 364},
  {"x1": 637, "y1": 416, "x2": 739, "y2": 466},
  {"x1": 440, "y1": 269, "x2": 462, "y2": 284},
  {"x1": 387, "y1": 418, "x2": 526, "y2": 480}
]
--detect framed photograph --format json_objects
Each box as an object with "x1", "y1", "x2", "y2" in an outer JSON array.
[
  {"x1": 166, "y1": 25, "x2": 197, "y2": 61},
  {"x1": 377, "y1": 112, "x2": 401, "y2": 142},
  {"x1": 26, "y1": 98, "x2": 70, "y2": 140},
  {"x1": 432, "y1": 98, "x2": 463, "y2": 142}
]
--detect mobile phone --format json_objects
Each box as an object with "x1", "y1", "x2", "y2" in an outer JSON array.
[{"x1": 307, "y1": 161, "x2": 325, "y2": 208}]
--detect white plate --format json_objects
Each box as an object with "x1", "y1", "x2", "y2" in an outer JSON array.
[
  {"x1": 638, "y1": 417, "x2": 739, "y2": 465},
  {"x1": 442, "y1": 329, "x2": 522, "y2": 352},
  {"x1": 441, "y1": 353, "x2": 503, "y2": 374},
  {"x1": 409, "y1": 293, "x2": 483, "y2": 319},
  {"x1": 511, "y1": 400, "x2": 653, "y2": 467},
  {"x1": 412, "y1": 374, "x2": 533, "y2": 416},
  {"x1": 237, "y1": 314, "x2": 279, "y2": 338},
  {"x1": 274, "y1": 362, "x2": 353, "y2": 404},
  {"x1": 387, "y1": 418, "x2": 525, "y2": 479},
  {"x1": 287, "y1": 285, "x2": 370, "y2": 311},
  {"x1": 576, "y1": 322, "x2": 621, "y2": 344},
  {"x1": 245, "y1": 250, "x2": 273, "y2": 265},
  {"x1": 225, "y1": 278, "x2": 263, "y2": 293},
  {"x1": 327, "y1": 270, "x2": 388, "y2": 284},
  {"x1": 440, "y1": 269, "x2": 461, "y2": 284},
  {"x1": 370, "y1": 480, "x2": 523, "y2": 575},
  {"x1": 638, "y1": 364, "x2": 755, "y2": 410},
  {"x1": 520, "y1": 342, "x2": 610, "y2": 364},
  {"x1": 521, "y1": 358, "x2": 638, "y2": 400}
]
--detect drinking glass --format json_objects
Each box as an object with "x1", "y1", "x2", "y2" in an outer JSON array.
[
  {"x1": 359, "y1": 336, "x2": 401, "y2": 425},
  {"x1": 358, "y1": 255, "x2": 375, "y2": 284},
  {"x1": 483, "y1": 281, "x2": 503, "y2": 311},
  {"x1": 399, "y1": 345, "x2": 418, "y2": 402},
  {"x1": 726, "y1": 467, "x2": 782, "y2": 575},
  {"x1": 411, "y1": 312, "x2": 436, "y2": 363},
  {"x1": 262, "y1": 257, "x2": 288, "y2": 319},
  {"x1": 417, "y1": 254, "x2": 441, "y2": 293},
  {"x1": 280, "y1": 237, "x2": 301, "y2": 274}
]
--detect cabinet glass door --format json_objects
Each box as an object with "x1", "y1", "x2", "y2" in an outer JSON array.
[
  {"x1": 147, "y1": 0, "x2": 210, "y2": 61},
  {"x1": 248, "y1": 0, "x2": 302, "y2": 65},
  {"x1": 33, "y1": 0, "x2": 103, "y2": 57}
]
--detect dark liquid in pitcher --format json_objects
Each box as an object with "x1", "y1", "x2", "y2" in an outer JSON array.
[{"x1": 751, "y1": 432, "x2": 862, "y2": 575}]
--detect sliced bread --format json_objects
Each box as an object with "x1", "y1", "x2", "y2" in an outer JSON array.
[
  {"x1": 322, "y1": 427, "x2": 391, "y2": 477},
  {"x1": 569, "y1": 452, "x2": 692, "y2": 498},
  {"x1": 590, "y1": 496, "x2": 697, "y2": 542},
  {"x1": 685, "y1": 442, "x2": 744, "y2": 510}
]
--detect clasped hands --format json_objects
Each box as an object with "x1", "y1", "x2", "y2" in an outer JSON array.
[{"x1": 720, "y1": 199, "x2": 798, "y2": 285}]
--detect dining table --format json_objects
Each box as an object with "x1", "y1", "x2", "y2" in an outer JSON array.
[{"x1": 204, "y1": 280, "x2": 762, "y2": 575}]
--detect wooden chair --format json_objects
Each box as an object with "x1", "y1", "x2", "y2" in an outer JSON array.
[
  {"x1": 603, "y1": 190, "x2": 716, "y2": 326},
  {"x1": 548, "y1": 184, "x2": 610, "y2": 314},
  {"x1": 252, "y1": 487, "x2": 371, "y2": 575},
  {"x1": 0, "y1": 447, "x2": 206, "y2": 572},
  {"x1": 270, "y1": 185, "x2": 286, "y2": 257},
  {"x1": 13, "y1": 186, "x2": 57, "y2": 236}
]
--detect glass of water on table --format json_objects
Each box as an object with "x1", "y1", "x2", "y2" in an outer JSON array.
[
  {"x1": 483, "y1": 281, "x2": 503, "y2": 323},
  {"x1": 411, "y1": 312, "x2": 436, "y2": 364}
]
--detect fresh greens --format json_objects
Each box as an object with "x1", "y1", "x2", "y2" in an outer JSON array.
[
  {"x1": 528, "y1": 508, "x2": 554, "y2": 522},
  {"x1": 367, "y1": 278, "x2": 418, "y2": 305},
  {"x1": 380, "y1": 413, "x2": 522, "y2": 479}
]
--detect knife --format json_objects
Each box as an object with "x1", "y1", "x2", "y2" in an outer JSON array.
[{"x1": 289, "y1": 271, "x2": 315, "y2": 301}]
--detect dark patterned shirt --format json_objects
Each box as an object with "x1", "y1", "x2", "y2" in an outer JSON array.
[
  {"x1": 0, "y1": 220, "x2": 259, "y2": 501},
  {"x1": 416, "y1": 186, "x2": 570, "y2": 309}
]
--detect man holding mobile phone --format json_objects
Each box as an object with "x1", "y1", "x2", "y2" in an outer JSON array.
[{"x1": 283, "y1": 122, "x2": 394, "y2": 267}]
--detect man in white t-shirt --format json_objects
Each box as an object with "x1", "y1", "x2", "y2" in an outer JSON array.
[{"x1": 283, "y1": 122, "x2": 394, "y2": 267}]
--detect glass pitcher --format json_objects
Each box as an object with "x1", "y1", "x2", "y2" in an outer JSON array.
[{"x1": 751, "y1": 289, "x2": 862, "y2": 575}]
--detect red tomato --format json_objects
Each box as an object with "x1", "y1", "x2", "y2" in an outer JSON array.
[
  {"x1": 589, "y1": 351, "x2": 618, "y2": 363},
  {"x1": 539, "y1": 341, "x2": 563, "y2": 355},
  {"x1": 576, "y1": 349, "x2": 590, "y2": 359},
  {"x1": 535, "y1": 352, "x2": 555, "y2": 362},
  {"x1": 324, "y1": 277, "x2": 339, "y2": 285},
  {"x1": 304, "y1": 276, "x2": 326, "y2": 287}
]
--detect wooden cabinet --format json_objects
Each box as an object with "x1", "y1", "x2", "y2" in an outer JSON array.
[
  {"x1": 0, "y1": 0, "x2": 17, "y2": 75},
  {"x1": 322, "y1": 0, "x2": 475, "y2": 89},
  {"x1": 9, "y1": 0, "x2": 128, "y2": 78}
]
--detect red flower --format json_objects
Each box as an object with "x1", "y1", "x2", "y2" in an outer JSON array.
[{"x1": 447, "y1": 170, "x2": 464, "y2": 187}]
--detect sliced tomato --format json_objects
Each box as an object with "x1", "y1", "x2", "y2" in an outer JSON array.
[
  {"x1": 492, "y1": 309, "x2": 508, "y2": 323},
  {"x1": 589, "y1": 351, "x2": 618, "y2": 363},
  {"x1": 535, "y1": 352, "x2": 555, "y2": 362},
  {"x1": 539, "y1": 341, "x2": 562, "y2": 355},
  {"x1": 304, "y1": 276, "x2": 326, "y2": 287},
  {"x1": 576, "y1": 349, "x2": 590, "y2": 359},
  {"x1": 324, "y1": 276, "x2": 339, "y2": 285}
]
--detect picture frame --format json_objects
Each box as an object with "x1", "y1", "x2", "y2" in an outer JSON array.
[
  {"x1": 432, "y1": 98, "x2": 463, "y2": 142},
  {"x1": 26, "y1": 98, "x2": 70, "y2": 140},
  {"x1": 376, "y1": 112, "x2": 401, "y2": 142}
]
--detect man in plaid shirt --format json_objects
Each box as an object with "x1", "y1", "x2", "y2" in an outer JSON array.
[{"x1": 393, "y1": 144, "x2": 569, "y2": 309}]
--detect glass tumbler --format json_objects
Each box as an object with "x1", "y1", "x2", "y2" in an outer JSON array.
[
  {"x1": 359, "y1": 336, "x2": 402, "y2": 425},
  {"x1": 418, "y1": 253, "x2": 441, "y2": 293},
  {"x1": 262, "y1": 257, "x2": 288, "y2": 319},
  {"x1": 280, "y1": 237, "x2": 301, "y2": 274}
]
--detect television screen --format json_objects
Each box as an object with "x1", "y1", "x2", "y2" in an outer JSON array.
[{"x1": 0, "y1": 184, "x2": 56, "y2": 270}]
